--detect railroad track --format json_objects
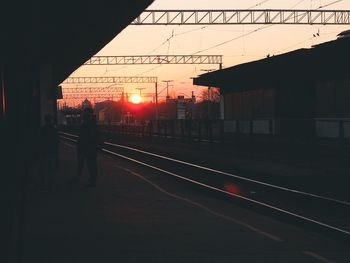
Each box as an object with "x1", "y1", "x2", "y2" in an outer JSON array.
[{"x1": 60, "y1": 131, "x2": 350, "y2": 242}]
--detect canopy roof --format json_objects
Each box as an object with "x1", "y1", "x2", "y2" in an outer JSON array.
[
  {"x1": 2, "y1": 0, "x2": 154, "y2": 85},
  {"x1": 193, "y1": 35, "x2": 350, "y2": 93}
]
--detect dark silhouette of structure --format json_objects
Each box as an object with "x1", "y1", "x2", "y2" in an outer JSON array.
[
  {"x1": 193, "y1": 33, "x2": 350, "y2": 141},
  {"x1": 2, "y1": 1, "x2": 154, "y2": 261}
]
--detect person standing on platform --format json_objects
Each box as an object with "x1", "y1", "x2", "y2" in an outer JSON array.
[
  {"x1": 74, "y1": 107, "x2": 100, "y2": 187},
  {"x1": 40, "y1": 114, "x2": 59, "y2": 191}
]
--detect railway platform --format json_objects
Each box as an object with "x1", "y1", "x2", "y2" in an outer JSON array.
[{"x1": 19, "y1": 140, "x2": 350, "y2": 262}]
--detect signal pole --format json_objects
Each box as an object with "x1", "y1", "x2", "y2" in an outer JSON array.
[{"x1": 135, "y1": 87, "x2": 145, "y2": 96}]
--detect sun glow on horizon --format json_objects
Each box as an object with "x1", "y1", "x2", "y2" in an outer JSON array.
[{"x1": 130, "y1": 94, "x2": 142, "y2": 104}]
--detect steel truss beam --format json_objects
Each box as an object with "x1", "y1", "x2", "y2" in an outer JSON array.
[
  {"x1": 84, "y1": 55, "x2": 222, "y2": 65},
  {"x1": 62, "y1": 76, "x2": 158, "y2": 84},
  {"x1": 62, "y1": 86, "x2": 124, "y2": 94},
  {"x1": 62, "y1": 94, "x2": 122, "y2": 100},
  {"x1": 132, "y1": 9, "x2": 350, "y2": 25},
  {"x1": 61, "y1": 86, "x2": 124, "y2": 100}
]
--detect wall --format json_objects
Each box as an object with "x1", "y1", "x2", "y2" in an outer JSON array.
[
  {"x1": 224, "y1": 88, "x2": 275, "y2": 120},
  {"x1": 315, "y1": 79, "x2": 350, "y2": 118}
]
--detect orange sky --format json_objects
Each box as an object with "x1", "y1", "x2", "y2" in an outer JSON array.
[{"x1": 61, "y1": 0, "x2": 350, "y2": 105}]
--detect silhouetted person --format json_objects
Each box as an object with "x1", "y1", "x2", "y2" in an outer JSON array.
[
  {"x1": 40, "y1": 114, "x2": 59, "y2": 191},
  {"x1": 74, "y1": 108, "x2": 99, "y2": 187}
]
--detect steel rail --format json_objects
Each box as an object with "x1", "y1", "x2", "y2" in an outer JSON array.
[
  {"x1": 101, "y1": 147, "x2": 350, "y2": 237},
  {"x1": 59, "y1": 132, "x2": 350, "y2": 206},
  {"x1": 104, "y1": 142, "x2": 350, "y2": 206},
  {"x1": 60, "y1": 132, "x2": 78, "y2": 138},
  {"x1": 59, "y1": 132, "x2": 350, "y2": 237}
]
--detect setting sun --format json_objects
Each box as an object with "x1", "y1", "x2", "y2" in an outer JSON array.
[{"x1": 130, "y1": 94, "x2": 142, "y2": 104}]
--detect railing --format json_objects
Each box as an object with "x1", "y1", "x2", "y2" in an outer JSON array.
[{"x1": 61, "y1": 118, "x2": 350, "y2": 146}]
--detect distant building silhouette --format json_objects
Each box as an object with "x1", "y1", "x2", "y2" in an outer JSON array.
[{"x1": 82, "y1": 98, "x2": 92, "y2": 109}]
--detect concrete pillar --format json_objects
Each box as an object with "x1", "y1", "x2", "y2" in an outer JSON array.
[
  {"x1": 3, "y1": 58, "x2": 41, "y2": 263},
  {"x1": 220, "y1": 94, "x2": 225, "y2": 120},
  {"x1": 39, "y1": 63, "x2": 55, "y2": 125}
]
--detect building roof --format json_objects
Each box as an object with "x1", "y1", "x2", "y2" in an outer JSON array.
[{"x1": 193, "y1": 35, "x2": 350, "y2": 93}]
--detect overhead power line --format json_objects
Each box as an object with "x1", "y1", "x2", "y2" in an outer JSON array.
[
  {"x1": 192, "y1": 25, "x2": 273, "y2": 55},
  {"x1": 190, "y1": 2, "x2": 347, "y2": 55},
  {"x1": 248, "y1": 0, "x2": 271, "y2": 9},
  {"x1": 318, "y1": 0, "x2": 344, "y2": 9},
  {"x1": 291, "y1": 0, "x2": 307, "y2": 9}
]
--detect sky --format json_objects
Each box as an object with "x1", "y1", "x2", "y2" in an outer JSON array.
[{"x1": 62, "y1": 0, "x2": 350, "y2": 104}]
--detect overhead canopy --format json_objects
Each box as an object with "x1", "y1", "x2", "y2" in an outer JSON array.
[
  {"x1": 193, "y1": 35, "x2": 350, "y2": 93},
  {"x1": 2, "y1": 0, "x2": 154, "y2": 85}
]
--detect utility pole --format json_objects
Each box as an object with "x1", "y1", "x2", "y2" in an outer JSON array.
[
  {"x1": 200, "y1": 69, "x2": 215, "y2": 119},
  {"x1": 162, "y1": 80, "x2": 173, "y2": 99},
  {"x1": 155, "y1": 82, "x2": 158, "y2": 120}
]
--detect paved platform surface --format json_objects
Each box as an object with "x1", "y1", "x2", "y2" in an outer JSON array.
[{"x1": 22, "y1": 141, "x2": 350, "y2": 262}]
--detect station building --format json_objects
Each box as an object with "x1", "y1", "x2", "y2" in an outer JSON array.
[
  {"x1": 165, "y1": 95, "x2": 196, "y2": 120},
  {"x1": 193, "y1": 31, "x2": 350, "y2": 141}
]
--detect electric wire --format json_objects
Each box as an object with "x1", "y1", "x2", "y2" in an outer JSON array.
[
  {"x1": 291, "y1": 0, "x2": 308, "y2": 9},
  {"x1": 136, "y1": 0, "x2": 275, "y2": 76},
  {"x1": 248, "y1": 0, "x2": 271, "y2": 9},
  {"x1": 190, "y1": 0, "x2": 345, "y2": 56},
  {"x1": 192, "y1": 24, "x2": 274, "y2": 55},
  {"x1": 317, "y1": 0, "x2": 343, "y2": 9},
  {"x1": 76, "y1": 0, "x2": 347, "y2": 91}
]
